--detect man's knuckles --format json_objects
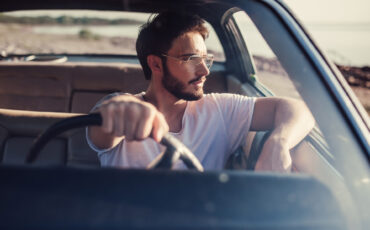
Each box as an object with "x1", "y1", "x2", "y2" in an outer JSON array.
[{"x1": 98, "y1": 98, "x2": 164, "y2": 141}]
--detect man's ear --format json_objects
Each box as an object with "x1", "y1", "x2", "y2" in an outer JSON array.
[{"x1": 147, "y1": 55, "x2": 163, "y2": 76}]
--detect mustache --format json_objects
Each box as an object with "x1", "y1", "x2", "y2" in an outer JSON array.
[{"x1": 188, "y1": 76, "x2": 205, "y2": 84}]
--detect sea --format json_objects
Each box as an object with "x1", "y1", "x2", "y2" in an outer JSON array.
[{"x1": 304, "y1": 22, "x2": 370, "y2": 67}]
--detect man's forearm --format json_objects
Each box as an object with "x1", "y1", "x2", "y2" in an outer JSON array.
[
  {"x1": 254, "y1": 98, "x2": 315, "y2": 172},
  {"x1": 272, "y1": 98, "x2": 315, "y2": 149}
]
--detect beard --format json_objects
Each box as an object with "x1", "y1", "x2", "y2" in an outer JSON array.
[{"x1": 162, "y1": 63, "x2": 204, "y2": 101}]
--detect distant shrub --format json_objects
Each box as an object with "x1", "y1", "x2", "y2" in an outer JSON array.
[
  {"x1": 78, "y1": 29, "x2": 100, "y2": 40},
  {"x1": 0, "y1": 13, "x2": 143, "y2": 25},
  {"x1": 57, "y1": 16, "x2": 73, "y2": 25}
]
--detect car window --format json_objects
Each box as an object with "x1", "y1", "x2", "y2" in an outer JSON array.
[
  {"x1": 232, "y1": 11, "x2": 302, "y2": 99},
  {"x1": 232, "y1": 11, "x2": 344, "y2": 164},
  {"x1": 239, "y1": 6, "x2": 369, "y2": 226},
  {"x1": 235, "y1": 1, "x2": 366, "y2": 187},
  {"x1": 0, "y1": 10, "x2": 225, "y2": 62}
]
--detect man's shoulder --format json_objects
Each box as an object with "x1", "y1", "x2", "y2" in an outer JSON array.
[
  {"x1": 203, "y1": 93, "x2": 248, "y2": 102},
  {"x1": 192, "y1": 93, "x2": 243, "y2": 108},
  {"x1": 203, "y1": 93, "x2": 230, "y2": 99},
  {"x1": 197, "y1": 93, "x2": 255, "y2": 109}
]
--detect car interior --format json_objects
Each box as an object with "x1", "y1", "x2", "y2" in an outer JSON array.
[
  {"x1": 0, "y1": 1, "x2": 307, "y2": 169},
  {"x1": 0, "y1": 61, "x2": 230, "y2": 167}
]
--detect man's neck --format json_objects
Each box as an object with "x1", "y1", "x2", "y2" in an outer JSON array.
[{"x1": 144, "y1": 83, "x2": 187, "y2": 133}]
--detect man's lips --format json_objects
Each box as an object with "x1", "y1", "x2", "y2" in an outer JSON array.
[{"x1": 189, "y1": 77, "x2": 206, "y2": 84}]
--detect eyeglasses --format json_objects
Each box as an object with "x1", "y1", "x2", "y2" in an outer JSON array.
[{"x1": 162, "y1": 53, "x2": 214, "y2": 69}]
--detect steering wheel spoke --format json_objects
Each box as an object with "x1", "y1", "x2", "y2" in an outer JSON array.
[{"x1": 146, "y1": 147, "x2": 181, "y2": 170}]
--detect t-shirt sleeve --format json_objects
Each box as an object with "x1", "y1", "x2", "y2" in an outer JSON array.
[{"x1": 211, "y1": 93, "x2": 256, "y2": 152}]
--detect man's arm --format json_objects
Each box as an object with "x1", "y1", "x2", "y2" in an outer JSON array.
[{"x1": 250, "y1": 97, "x2": 315, "y2": 172}]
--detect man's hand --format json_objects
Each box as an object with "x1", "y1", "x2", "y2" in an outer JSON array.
[
  {"x1": 254, "y1": 135, "x2": 292, "y2": 173},
  {"x1": 89, "y1": 94, "x2": 169, "y2": 149},
  {"x1": 251, "y1": 97, "x2": 315, "y2": 172}
]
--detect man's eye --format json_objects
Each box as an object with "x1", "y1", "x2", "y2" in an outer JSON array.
[
  {"x1": 189, "y1": 56, "x2": 202, "y2": 62},
  {"x1": 181, "y1": 57, "x2": 191, "y2": 61}
]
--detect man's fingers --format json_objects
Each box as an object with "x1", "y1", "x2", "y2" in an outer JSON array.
[
  {"x1": 255, "y1": 142, "x2": 292, "y2": 173},
  {"x1": 113, "y1": 103, "x2": 125, "y2": 136},
  {"x1": 151, "y1": 124, "x2": 163, "y2": 142},
  {"x1": 124, "y1": 103, "x2": 140, "y2": 141},
  {"x1": 282, "y1": 150, "x2": 292, "y2": 172},
  {"x1": 99, "y1": 104, "x2": 114, "y2": 134},
  {"x1": 136, "y1": 107, "x2": 156, "y2": 140},
  {"x1": 151, "y1": 113, "x2": 169, "y2": 142}
]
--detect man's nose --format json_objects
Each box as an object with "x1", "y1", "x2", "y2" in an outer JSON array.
[{"x1": 196, "y1": 60, "x2": 210, "y2": 76}]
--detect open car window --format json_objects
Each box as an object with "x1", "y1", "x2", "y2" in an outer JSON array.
[
  {"x1": 0, "y1": 10, "x2": 225, "y2": 62},
  {"x1": 233, "y1": 11, "x2": 301, "y2": 99},
  {"x1": 227, "y1": 7, "x2": 369, "y2": 229}
]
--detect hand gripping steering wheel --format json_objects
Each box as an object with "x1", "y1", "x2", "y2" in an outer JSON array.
[{"x1": 25, "y1": 113, "x2": 204, "y2": 172}]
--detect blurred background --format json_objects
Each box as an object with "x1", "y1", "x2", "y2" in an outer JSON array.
[{"x1": 284, "y1": 0, "x2": 370, "y2": 115}]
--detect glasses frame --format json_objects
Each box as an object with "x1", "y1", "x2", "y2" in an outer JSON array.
[{"x1": 161, "y1": 53, "x2": 214, "y2": 69}]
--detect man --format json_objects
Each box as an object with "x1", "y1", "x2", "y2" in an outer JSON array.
[{"x1": 87, "y1": 12, "x2": 315, "y2": 172}]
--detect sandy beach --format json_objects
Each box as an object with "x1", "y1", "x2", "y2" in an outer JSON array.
[
  {"x1": 254, "y1": 56, "x2": 370, "y2": 114},
  {"x1": 1, "y1": 23, "x2": 369, "y2": 115}
]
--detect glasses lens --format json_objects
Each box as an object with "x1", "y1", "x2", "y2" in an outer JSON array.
[
  {"x1": 189, "y1": 55, "x2": 213, "y2": 69},
  {"x1": 189, "y1": 56, "x2": 203, "y2": 64},
  {"x1": 203, "y1": 55, "x2": 213, "y2": 69},
  {"x1": 205, "y1": 56, "x2": 213, "y2": 69}
]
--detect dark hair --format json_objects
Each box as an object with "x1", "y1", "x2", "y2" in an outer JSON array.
[{"x1": 136, "y1": 11, "x2": 209, "y2": 80}]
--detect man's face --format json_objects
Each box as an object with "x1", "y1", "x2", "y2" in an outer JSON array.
[{"x1": 161, "y1": 32, "x2": 210, "y2": 101}]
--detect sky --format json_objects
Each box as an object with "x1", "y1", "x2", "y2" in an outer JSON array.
[{"x1": 284, "y1": 0, "x2": 370, "y2": 23}]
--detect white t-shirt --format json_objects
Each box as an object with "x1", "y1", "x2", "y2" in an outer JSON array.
[{"x1": 86, "y1": 93, "x2": 255, "y2": 170}]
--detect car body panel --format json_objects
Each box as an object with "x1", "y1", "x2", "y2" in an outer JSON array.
[{"x1": 0, "y1": 166, "x2": 345, "y2": 229}]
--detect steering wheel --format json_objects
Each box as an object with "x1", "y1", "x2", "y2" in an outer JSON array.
[{"x1": 25, "y1": 113, "x2": 204, "y2": 172}]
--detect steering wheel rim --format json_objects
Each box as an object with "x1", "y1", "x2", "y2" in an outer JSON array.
[{"x1": 25, "y1": 113, "x2": 203, "y2": 172}]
